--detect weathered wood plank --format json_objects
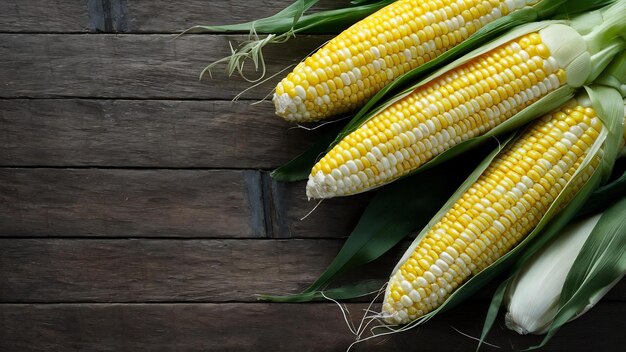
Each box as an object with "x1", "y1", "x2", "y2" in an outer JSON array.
[
  {"x1": 0, "y1": 99, "x2": 324, "y2": 168},
  {"x1": 122, "y1": 0, "x2": 340, "y2": 34},
  {"x1": 267, "y1": 177, "x2": 374, "y2": 239},
  {"x1": 0, "y1": 169, "x2": 266, "y2": 238},
  {"x1": 0, "y1": 302, "x2": 624, "y2": 351},
  {"x1": 0, "y1": 1, "x2": 340, "y2": 33},
  {"x1": 1, "y1": 239, "x2": 623, "y2": 303},
  {"x1": 0, "y1": 239, "x2": 375, "y2": 302},
  {"x1": 0, "y1": 168, "x2": 368, "y2": 238},
  {"x1": 0, "y1": 0, "x2": 89, "y2": 33},
  {"x1": 0, "y1": 34, "x2": 329, "y2": 99}
]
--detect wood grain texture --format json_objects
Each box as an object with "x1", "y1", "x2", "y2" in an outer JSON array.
[
  {"x1": 0, "y1": 0, "x2": 89, "y2": 33},
  {"x1": 1, "y1": 238, "x2": 623, "y2": 303},
  {"x1": 267, "y1": 177, "x2": 374, "y2": 239},
  {"x1": 0, "y1": 168, "x2": 372, "y2": 239},
  {"x1": 1, "y1": 1, "x2": 624, "y2": 350},
  {"x1": 0, "y1": 0, "x2": 340, "y2": 33},
  {"x1": 0, "y1": 169, "x2": 266, "y2": 238},
  {"x1": 0, "y1": 34, "x2": 328, "y2": 99},
  {"x1": 0, "y1": 99, "x2": 324, "y2": 168},
  {"x1": 0, "y1": 302, "x2": 624, "y2": 352},
  {"x1": 0, "y1": 239, "x2": 361, "y2": 302}
]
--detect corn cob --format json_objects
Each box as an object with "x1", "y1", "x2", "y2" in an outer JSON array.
[
  {"x1": 274, "y1": 0, "x2": 540, "y2": 122},
  {"x1": 382, "y1": 99, "x2": 604, "y2": 324},
  {"x1": 306, "y1": 24, "x2": 594, "y2": 199},
  {"x1": 504, "y1": 212, "x2": 617, "y2": 335}
]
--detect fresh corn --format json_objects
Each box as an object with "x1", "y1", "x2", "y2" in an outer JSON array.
[
  {"x1": 382, "y1": 98, "x2": 605, "y2": 324},
  {"x1": 273, "y1": 0, "x2": 540, "y2": 122},
  {"x1": 504, "y1": 211, "x2": 624, "y2": 335},
  {"x1": 307, "y1": 23, "x2": 596, "y2": 199}
]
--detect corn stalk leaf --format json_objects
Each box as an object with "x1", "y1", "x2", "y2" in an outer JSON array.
[
  {"x1": 271, "y1": 124, "x2": 343, "y2": 182},
  {"x1": 478, "y1": 277, "x2": 510, "y2": 351},
  {"x1": 260, "y1": 140, "x2": 501, "y2": 302},
  {"x1": 580, "y1": 158, "x2": 626, "y2": 216},
  {"x1": 185, "y1": 0, "x2": 395, "y2": 34}
]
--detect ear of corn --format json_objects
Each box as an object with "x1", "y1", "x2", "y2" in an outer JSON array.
[
  {"x1": 273, "y1": 0, "x2": 545, "y2": 122},
  {"x1": 506, "y1": 212, "x2": 605, "y2": 335},
  {"x1": 382, "y1": 98, "x2": 606, "y2": 324},
  {"x1": 504, "y1": 208, "x2": 625, "y2": 336},
  {"x1": 306, "y1": 3, "x2": 626, "y2": 199},
  {"x1": 505, "y1": 197, "x2": 626, "y2": 350}
]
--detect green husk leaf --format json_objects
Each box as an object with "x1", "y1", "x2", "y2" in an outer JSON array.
[
  {"x1": 585, "y1": 86, "x2": 625, "y2": 180},
  {"x1": 271, "y1": 124, "x2": 343, "y2": 182},
  {"x1": 570, "y1": 54, "x2": 626, "y2": 216},
  {"x1": 593, "y1": 48, "x2": 626, "y2": 93},
  {"x1": 553, "y1": 0, "x2": 616, "y2": 13},
  {"x1": 535, "y1": 196, "x2": 626, "y2": 349},
  {"x1": 261, "y1": 141, "x2": 500, "y2": 302},
  {"x1": 185, "y1": 0, "x2": 395, "y2": 34},
  {"x1": 350, "y1": 0, "x2": 385, "y2": 5},
  {"x1": 477, "y1": 278, "x2": 510, "y2": 351},
  {"x1": 580, "y1": 158, "x2": 626, "y2": 216},
  {"x1": 190, "y1": 0, "x2": 396, "y2": 80}
]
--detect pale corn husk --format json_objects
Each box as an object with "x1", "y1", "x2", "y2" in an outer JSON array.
[
  {"x1": 504, "y1": 213, "x2": 605, "y2": 335},
  {"x1": 505, "y1": 195, "x2": 626, "y2": 337}
]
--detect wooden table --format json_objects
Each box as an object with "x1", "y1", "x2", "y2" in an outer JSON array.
[{"x1": 0, "y1": 1, "x2": 623, "y2": 351}]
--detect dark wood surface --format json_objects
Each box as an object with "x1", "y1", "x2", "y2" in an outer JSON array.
[{"x1": 0, "y1": 1, "x2": 623, "y2": 351}]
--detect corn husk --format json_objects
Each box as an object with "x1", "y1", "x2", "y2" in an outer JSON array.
[{"x1": 504, "y1": 202, "x2": 626, "y2": 336}]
